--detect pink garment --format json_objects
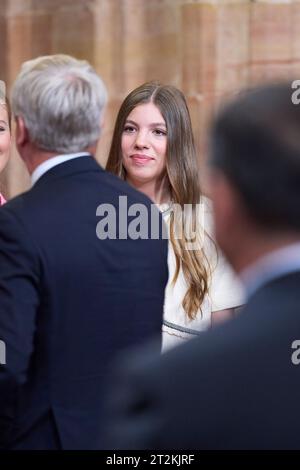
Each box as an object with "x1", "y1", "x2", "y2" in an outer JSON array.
[{"x1": 0, "y1": 193, "x2": 6, "y2": 206}]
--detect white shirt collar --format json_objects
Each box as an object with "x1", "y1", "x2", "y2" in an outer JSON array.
[
  {"x1": 240, "y1": 241, "x2": 300, "y2": 299},
  {"x1": 31, "y1": 152, "x2": 91, "y2": 186}
]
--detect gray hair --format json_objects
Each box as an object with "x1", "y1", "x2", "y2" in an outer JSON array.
[{"x1": 11, "y1": 54, "x2": 107, "y2": 153}]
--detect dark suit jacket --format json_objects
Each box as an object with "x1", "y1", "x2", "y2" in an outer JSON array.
[
  {"x1": 105, "y1": 271, "x2": 300, "y2": 449},
  {"x1": 0, "y1": 155, "x2": 168, "y2": 449}
]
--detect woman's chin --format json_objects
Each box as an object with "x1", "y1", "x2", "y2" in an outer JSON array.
[{"x1": 127, "y1": 171, "x2": 157, "y2": 185}]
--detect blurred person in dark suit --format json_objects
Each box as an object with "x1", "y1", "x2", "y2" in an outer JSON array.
[
  {"x1": 0, "y1": 55, "x2": 168, "y2": 449},
  {"x1": 104, "y1": 82, "x2": 300, "y2": 449}
]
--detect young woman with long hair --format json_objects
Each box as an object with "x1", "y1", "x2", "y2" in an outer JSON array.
[{"x1": 106, "y1": 81, "x2": 244, "y2": 350}]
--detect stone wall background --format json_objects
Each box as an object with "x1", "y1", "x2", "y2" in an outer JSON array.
[{"x1": 0, "y1": 0, "x2": 299, "y2": 197}]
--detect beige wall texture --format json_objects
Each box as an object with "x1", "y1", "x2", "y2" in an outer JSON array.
[{"x1": 1, "y1": 0, "x2": 300, "y2": 198}]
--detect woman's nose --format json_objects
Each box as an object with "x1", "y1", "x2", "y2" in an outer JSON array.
[{"x1": 134, "y1": 130, "x2": 149, "y2": 149}]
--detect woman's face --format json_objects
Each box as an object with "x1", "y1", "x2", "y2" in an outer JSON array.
[
  {"x1": 121, "y1": 102, "x2": 167, "y2": 186},
  {"x1": 0, "y1": 105, "x2": 11, "y2": 173}
]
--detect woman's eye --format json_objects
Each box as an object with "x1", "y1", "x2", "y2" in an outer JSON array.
[
  {"x1": 0, "y1": 127, "x2": 6, "y2": 132},
  {"x1": 123, "y1": 126, "x2": 136, "y2": 133},
  {"x1": 153, "y1": 129, "x2": 166, "y2": 136}
]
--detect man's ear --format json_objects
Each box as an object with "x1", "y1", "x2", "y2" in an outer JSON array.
[
  {"x1": 99, "y1": 113, "x2": 105, "y2": 135},
  {"x1": 207, "y1": 168, "x2": 239, "y2": 241},
  {"x1": 15, "y1": 116, "x2": 29, "y2": 148},
  {"x1": 208, "y1": 167, "x2": 249, "y2": 252}
]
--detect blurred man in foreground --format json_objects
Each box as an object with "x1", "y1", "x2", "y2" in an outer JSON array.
[{"x1": 104, "y1": 83, "x2": 300, "y2": 449}]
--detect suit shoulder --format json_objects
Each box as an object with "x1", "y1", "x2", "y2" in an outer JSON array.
[
  {"x1": 1, "y1": 190, "x2": 30, "y2": 210},
  {"x1": 0, "y1": 190, "x2": 44, "y2": 230},
  {"x1": 0, "y1": 191, "x2": 31, "y2": 223}
]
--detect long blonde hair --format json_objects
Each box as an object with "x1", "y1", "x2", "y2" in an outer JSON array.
[
  {"x1": 106, "y1": 81, "x2": 212, "y2": 320},
  {"x1": 0, "y1": 88, "x2": 11, "y2": 130},
  {"x1": 0, "y1": 85, "x2": 11, "y2": 199}
]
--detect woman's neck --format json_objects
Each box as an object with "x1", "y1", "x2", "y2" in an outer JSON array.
[{"x1": 126, "y1": 176, "x2": 171, "y2": 205}]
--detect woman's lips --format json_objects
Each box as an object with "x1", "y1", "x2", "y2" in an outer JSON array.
[{"x1": 130, "y1": 154, "x2": 154, "y2": 164}]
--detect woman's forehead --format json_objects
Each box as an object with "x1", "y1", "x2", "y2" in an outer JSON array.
[
  {"x1": 127, "y1": 102, "x2": 165, "y2": 123},
  {"x1": 0, "y1": 103, "x2": 9, "y2": 120}
]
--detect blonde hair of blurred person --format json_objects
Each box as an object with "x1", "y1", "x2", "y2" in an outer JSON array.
[
  {"x1": 106, "y1": 82, "x2": 244, "y2": 350},
  {"x1": 0, "y1": 86, "x2": 12, "y2": 204}
]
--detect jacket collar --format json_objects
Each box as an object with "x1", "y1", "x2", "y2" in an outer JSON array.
[{"x1": 33, "y1": 154, "x2": 105, "y2": 188}]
